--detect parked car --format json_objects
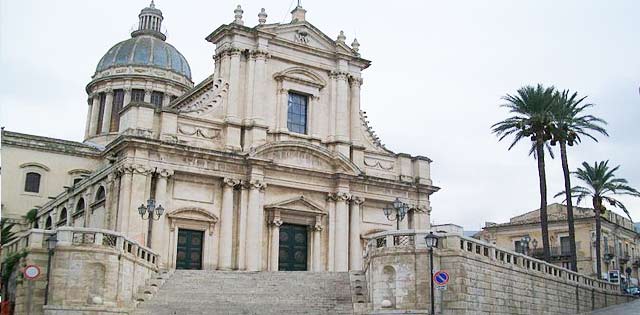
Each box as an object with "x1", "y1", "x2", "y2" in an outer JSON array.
[{"x1": 624, "y1": 286, "x2": 640, "y2": 296}]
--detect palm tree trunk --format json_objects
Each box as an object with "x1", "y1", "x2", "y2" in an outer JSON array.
[
  {"x1": 560, "y1": 141, "x2": 578, "y2": 271},
  {"x1": 593, "y1": 197, "x2": 603, "y2": 279},
  {"x1": 536, "y1": 139, "x2": 551, "y2": 262}
]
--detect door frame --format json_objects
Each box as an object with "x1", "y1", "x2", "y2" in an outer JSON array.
[{"x1": 166, "y1": 207, "x2": 218, "y2": 270}]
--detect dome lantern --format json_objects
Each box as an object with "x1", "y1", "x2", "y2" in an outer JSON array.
[{"x1": 131, "y1": 0, "x2": 166, "y2": 41}]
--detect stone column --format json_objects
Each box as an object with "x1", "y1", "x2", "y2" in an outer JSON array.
[
  {"x1": 334, "y1": 192, "x2": 351, "y2": 271},
  {"x1": 89, "y1": 93, "x2": 101, "y2": 136},
  {"x1": 84, "y1": 97, "x2": 93, "y2": 138},
  {"x1": 130, "y1": 166, "x2": 152, "y2": 244},
  {"x1": 268, "y1": 218, "x2": 283, "y2": 271},
  {"x1": 349, "y1": 77, "x2": 362, "y2": 146},
  {"x1": 226, "y1": 49, "x2": 241, "y2": 120},
  {"x1": 245, "y1": 180, "x2": 266, "y2": 271},
  {"x1": 329, "y1": 74, "x2": 338, "y2": 141},
  {"x1": 218, "y1": 178, "x2": 238, "y2": 270},
  {"x1": 327, "y1": 193, "x2": 337, "y2": 271},
  {"x1": 335, "y1": 72, "x2": 350, "y2": 142},
  {"x1": 313, "y1": 221, "x2": 323, "y2": 272},
  {"x1": 252, "y1": 50, "x2": 268, "y2": 125},
  {"x1": 237, "y1": 185, "x2": 249, "y2": 270},
  {"x1": 144, "y1": 88, "x2": 152, "y2": 103},
  {"x1": 152, "y1": 169, "x2": 171, "y2": 264},
  {"x1": 349, "y1": 196, "x2": 364, "y2": 270},
  {"x1": 101, "y1": 89, "x2": 114, "y2": 134},
  {"x1": 123, "y1": 88, "x2": 132, "y2": 107},
  {"x1": 116, "y1": 165, "x2": 133, "y2": 232},
  {"x1": 277, "y1": 87, "x2": 289, "y2": 132}
]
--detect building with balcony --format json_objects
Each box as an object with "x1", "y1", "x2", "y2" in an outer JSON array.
[{"x1": 479, "y1": 203, "x2": 640, "y2": 284}]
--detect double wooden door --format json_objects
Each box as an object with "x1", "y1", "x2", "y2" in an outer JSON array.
[
  {"x1": 278, "y1": 224, "x2": 308, "y2": 271},
  {"x1": 176, "y1": 229, "x2": 203, "y2": 270}
]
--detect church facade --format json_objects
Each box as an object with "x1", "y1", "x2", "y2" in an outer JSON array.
[{"x1": 1, "y1": 2, "x2": 438, "y2": 273}]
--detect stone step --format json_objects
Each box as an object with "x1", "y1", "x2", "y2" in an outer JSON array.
[{"x1": 134, "y1": 270, "x2": 355, "y2": 315}]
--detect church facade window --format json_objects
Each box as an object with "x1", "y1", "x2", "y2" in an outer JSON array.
[
  {"x1": 287, "y1": 92, "x2": 308, "y2": 134},
  {"x1": 131, "y1": 89, "x2": 145, "y2": 102},
  {"x1": 151, "y1": 91, "x2": 164, "y2": 108},
  {"x1": 24, "y1": 172, "x2": 41, "y2": 193},
  {"x1": 111, "y1": 89, "x2": 124, "y2": 131}
]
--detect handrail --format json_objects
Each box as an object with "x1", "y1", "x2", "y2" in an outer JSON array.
[{"x1": 365, "y1": 230, "x2": 621, "y2": 293}]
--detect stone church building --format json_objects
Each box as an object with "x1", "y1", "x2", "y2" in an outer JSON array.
[{"x1": 1, "y1": 2, "x2": 437, "y2": 273}]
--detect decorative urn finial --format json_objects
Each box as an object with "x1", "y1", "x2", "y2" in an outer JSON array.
[
  {"x1": 234, "y1": 5, "x2": 244, "y2": 25},
  {"x1": 258, "y1": 8, "x2": 268, "y2": 25},
  {"x1": 337, "y1": 30, "x2": 346, "y2": 43},
  {"x1": 351, "y1": 38, "x2": 360, "y2": 53}
]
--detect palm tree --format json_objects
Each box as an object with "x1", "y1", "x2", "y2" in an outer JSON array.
[
  {"x1": 550, "y1": 90, "x2": 608, "y2": 272},
  {"x1": 492, "y1": 84, "x2": 557, "y2": 262},
  {"x1": 1, "y1": 218, "x2": 17, "y2": 246},
  {"x1": 560, "y1": 161, "x2": 640, "y2": 279}
]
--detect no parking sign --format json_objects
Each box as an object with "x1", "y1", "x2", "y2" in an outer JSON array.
[{"x1": 433, "y1": 270, "x2": 449, "y2": 290}]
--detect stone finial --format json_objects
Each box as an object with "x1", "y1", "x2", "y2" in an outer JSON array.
[
  {"x1": 234, "y1": 5, "x2": 244, "y2": 25},
  {"x1": 258, "y1": 8, "x2": 268, "y2": 24},
  {"x1": 351, "y1": 38, "x2": 360, "y2": 53},
  {"x1": 336, "y1": 31, "x2": 346, "y2": 43},
  {"x1": 149, "y1": 0, "x2": 155, "y2": 8},
  {"x1": 291, "y1": 5, "x2": 307, "y2": 22}
]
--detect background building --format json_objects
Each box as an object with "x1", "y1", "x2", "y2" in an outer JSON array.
[{"x1": 480, "y1": 203, "x2": 640, "y2": 284}]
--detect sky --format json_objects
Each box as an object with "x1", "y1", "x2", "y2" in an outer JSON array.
[{"x1": 1, "y1": 0, "x2": 638, "y2": 231}]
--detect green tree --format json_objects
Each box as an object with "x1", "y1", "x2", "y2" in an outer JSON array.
[
  {"x1": 1, "y1": 218, "x2": 17, "y2": 246},
  {"x1": 550, "y1": 90, "x2": 608, "y2": 272},
  {"x1": 492, "y1": 84, "x2": 556, "y2": 262},
  {"x1": 558, "y1": 161, "x2": 640, "y2": 279}
]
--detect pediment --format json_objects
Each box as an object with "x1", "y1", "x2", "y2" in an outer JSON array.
[
  {"x1": 167, "y1": 207, "x2": 218, "y2": 223},
  {"x1": 262, "y1": 22, "x2": 356, "y2": 56},
  {"x1": 265, "y1": 196, "x2": 325, "y2": 215},
  {"x1": 274, "y1": 67, "x2": 326, "y2": 89},
  {"x1": 251, "y1": 141, "x2": 361, "y2": 175}
]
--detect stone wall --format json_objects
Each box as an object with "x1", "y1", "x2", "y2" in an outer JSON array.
[
  {"x1": 2, "y1": 227, "x2": 159, "y2": 315},
  {"x1": 364, "y1": 230, "x2": 634, "y2": 315}
]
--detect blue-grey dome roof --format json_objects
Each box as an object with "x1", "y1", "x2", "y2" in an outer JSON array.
[{"x1": 96, "y1": 35, "x2": 191, "y2": 80}]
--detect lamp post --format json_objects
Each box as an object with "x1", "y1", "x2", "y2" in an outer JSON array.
[
  {"x1": 521, "y1": 235, "x2": 531, "y2": 256},
  {"x1": 383, "y1": 197, "x2": 409, "y2": 230},
  {"x1": 138, "y1": 198, "x2": 164, "y2": 248},
  {"x1": 424, "y1": 232, "x2": 439, "y2": 315},
  {"x1": 44, "y1": 233, "x2": 57, "y2": 305}
]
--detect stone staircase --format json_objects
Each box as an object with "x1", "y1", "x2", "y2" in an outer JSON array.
[{"x1": 133, "y1": 270, "x2": 357, "y2": 315}]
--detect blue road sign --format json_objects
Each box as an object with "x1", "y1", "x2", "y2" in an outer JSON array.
[{"x1": 433, "y1": 270, "x2": 449, "y2": 286}]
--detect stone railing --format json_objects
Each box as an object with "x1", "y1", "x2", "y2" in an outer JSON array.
[
  {"x1": 363, "y1": 230, "x2": 631, "y2": 315},
  {"x1": 1, "y1": 227, "x2": 160, "y2": 315}
]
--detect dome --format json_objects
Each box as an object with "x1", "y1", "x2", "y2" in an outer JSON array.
[{"x1": 95, "y1": 35, "x2": 192, "y2": 80}]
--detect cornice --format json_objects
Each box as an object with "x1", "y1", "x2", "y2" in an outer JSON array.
[{"x1": 1, "y1": 130, "x2": 102, "y2": 158}]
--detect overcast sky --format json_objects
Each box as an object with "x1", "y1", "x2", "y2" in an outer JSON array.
[{"x1": 1, "y1": 0, "x2": 638, "y2": 231}]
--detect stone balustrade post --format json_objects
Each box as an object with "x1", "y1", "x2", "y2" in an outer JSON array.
[{"x1": 95, "y1": 232, "x2": 104, "y2": 246}]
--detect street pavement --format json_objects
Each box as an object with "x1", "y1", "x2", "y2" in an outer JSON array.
[{"x1": 580, "y1": 298, "x2": 640, "y2": 314}]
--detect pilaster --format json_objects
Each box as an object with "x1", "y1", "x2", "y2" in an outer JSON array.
[
  {"x1": 268, "y1": 217, "x2": 283, "y2": 271},
  {"x1": 334, "y1": 191, "x2": 351, "y2": 271},
  {"x1": 312, "y1": 220, "x2": 323, "y2": 271},
  {"x1": 219, "y1": 177, "x2": 240, "y2": 270},
  {"x1": 101, "y1": 89, "x2": 114, "y2": 134},
  {"x1": 245, "y1": 179, "x2": 267, "y2": 271},
  {"x1": 349, "y1": 196, "x2": 364, "y2": 270}
]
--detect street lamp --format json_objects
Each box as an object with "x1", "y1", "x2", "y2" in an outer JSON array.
[
  {"x1": 383, "y1": 197, "x2": 409, "y2": 230},
  {"x1": 44, "y1": 233, "x2": 57, "y2": 305},
  {"x1": 521, "y1": 235, "x2": 531, "y2": 255},
  {"x1": 424, "y1": 232, "x2": 439, "y2": 315},
  {"x1": 138, "y1": 198, "x2": 164, "y2": 248}
]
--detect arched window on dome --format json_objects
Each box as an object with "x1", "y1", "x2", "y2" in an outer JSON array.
[
  {"x1": 132, "y1": 89, "x2": 145, "y2": 102},
  {"x1": 95, "y1": 93, "x2": 106, "y2": 134},
  {"x1": 110, "y1": 89, "x2": 124, "y2": 132},
  {"x1": 151, "y1": 91, "x2": 164, "y2": 108}
]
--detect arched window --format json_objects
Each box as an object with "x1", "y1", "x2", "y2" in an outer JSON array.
[
  {"x1": 45, "y1": 216, "x2": 52, "y2": 230},
  {"x1": 76, "y1": 198, "x2": 85, "y2": 213},
  {"x1": 33, "y1": 221, "x2": 39, "y2": 229},
  {"x1": 95, "y1": 186, "x2": 106, "y2": 202},
  {"x1": 24, "y1": 172, "x2": 41, "y2": 193},
  {"x1": 58, "y1": 208, "x2": 68, "y2": 226}
]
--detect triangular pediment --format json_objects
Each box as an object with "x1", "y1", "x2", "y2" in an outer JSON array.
[
  {"x1": 265, "y1": 196, "x2": 325, "y2": 215},
  {"x1": 261, "y1": 22, "x2": 356, "y2": 55}
]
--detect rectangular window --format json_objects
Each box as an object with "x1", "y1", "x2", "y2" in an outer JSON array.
[
  {"x1": 131, "y1": 89, "x2": 145, "y2": 102},
  {"x1": 151, "y1": 91, "x2": 164, "y2": 108},
  {"x1": 24, "y1": 172, "x2": 41, "y2": 193},
  {"x1": 287, "y1": 92, "x2": 308, "y2": 134},
  {"x1": 111, "y1": 89, "x2": 124, "y2": 131},
  {"x1": 95, "y1": 93, "x2": 106, "y2": 134},
  {"x1": 514, "y1": 241, "x2": 525, "y2": 254},
  {"x1": 560, "y1": 236, "x2": 571, "y2": 255}
]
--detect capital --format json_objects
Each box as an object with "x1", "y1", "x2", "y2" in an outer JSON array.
[
  {"x1": 223, "y1": 177, "x2": 241, "y2": 188},
  {"x1": 336, "y1": 192, "x2": 352, "y2": 202},
  {"x1": 157, "y1": 169, "x2": 174, "y2": 178},
  {"x1": 251, "y1": 49, "x2": 270, "y2": 60},
  {"x1": 313, "y1": 222, "x2": 323, "y2": 231},
  {"x1": 351, "y1": 196, "x2": 365, "y2": 205},
  {"x1": 330, "y1": 71, "x2": 349, "y2": 81},
  {"x1": 249, "y1": 179, "x2": 267, "y2": 191},
  {"x1": 349, "y1": 77, "x2": 363, "y2": 87},
  {"x1": 105, "y1": 88, "x2": 114, "y2": 95},
  {"x1": 270, "y1": 218, "x2": 283, "y2": 227}
]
